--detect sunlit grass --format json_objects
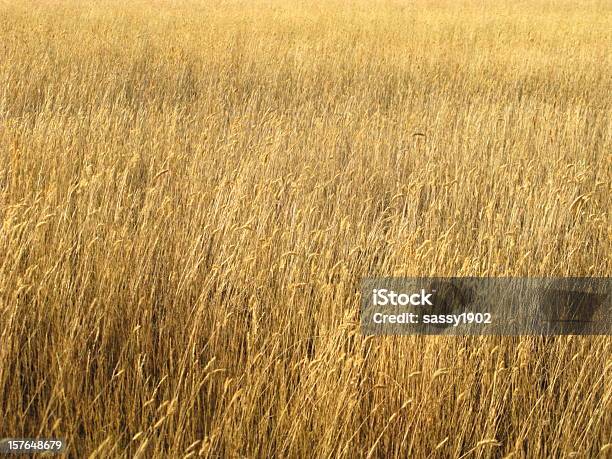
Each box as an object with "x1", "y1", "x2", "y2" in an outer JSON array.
[{"x1": 0, "y1": 0, "x2": 610, "y2": 456}]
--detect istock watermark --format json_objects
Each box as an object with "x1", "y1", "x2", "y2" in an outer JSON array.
[
  {"x1": 361, "y1": 278, "x2": 611, "y2": 336},
  {"x1": 372, "y1": 289, "x2": 434, "y2": 306}
]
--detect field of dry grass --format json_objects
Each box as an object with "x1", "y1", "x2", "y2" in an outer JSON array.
[{"x1": 0, "y1": 0, "x2": 610, "y2": 457}]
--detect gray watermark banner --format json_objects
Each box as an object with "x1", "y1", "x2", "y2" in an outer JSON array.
[{"x1": 361, "y1": 278, "x2": 611, "y2": 335}]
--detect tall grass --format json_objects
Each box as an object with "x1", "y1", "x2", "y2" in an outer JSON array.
[{"x1": 0, "y1": 0, "x2": 610, "y2": 457}]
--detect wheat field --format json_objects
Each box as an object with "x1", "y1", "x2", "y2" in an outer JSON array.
[{"x1": 0, "y1": 0, "x2": 610, "y2": 457}]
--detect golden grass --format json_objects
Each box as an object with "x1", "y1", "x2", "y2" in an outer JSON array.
[{"x1": 0, "y1": 0, "x2": 610, "y2": 457}]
